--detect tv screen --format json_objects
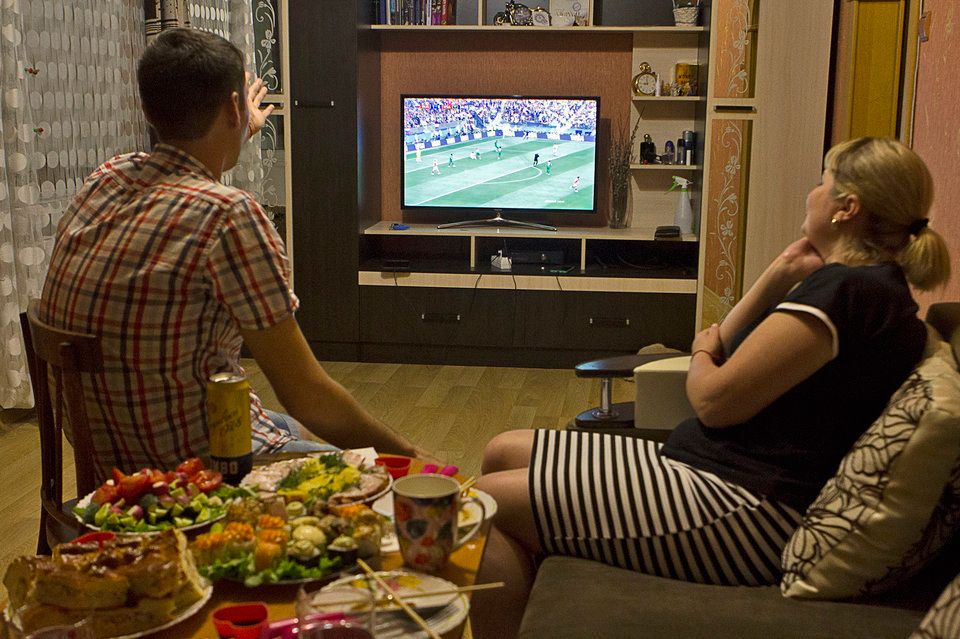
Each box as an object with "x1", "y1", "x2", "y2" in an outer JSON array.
[{"x1": 401, "y1": 95, "x2": 599, "y2": 220}]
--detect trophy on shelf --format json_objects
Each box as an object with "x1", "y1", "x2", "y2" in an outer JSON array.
[{"x1": 494, "y1": 1, "x2": 535, "y2": 25}]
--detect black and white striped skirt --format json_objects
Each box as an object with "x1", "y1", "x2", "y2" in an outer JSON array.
[{"x1": 529, "y1": 429, "x2": 804, "y2": 586}]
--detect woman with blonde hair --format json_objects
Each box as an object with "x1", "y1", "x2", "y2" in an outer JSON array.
[{"x1": 470, "y1": 137, "x2": 951, "y2": 638}]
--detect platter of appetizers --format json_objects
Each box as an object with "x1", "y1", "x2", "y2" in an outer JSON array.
[{"x1": 73, "y1": 458, "x2": 249, "y2": 534}]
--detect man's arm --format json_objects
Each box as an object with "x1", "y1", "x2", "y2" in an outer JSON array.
[{"x1": 240, "y1": 316, "x2": 419, "y2": 456}]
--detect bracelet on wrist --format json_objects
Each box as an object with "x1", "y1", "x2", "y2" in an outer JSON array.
[{"x1": 691, "y1": 349, "x2": 724, "y2": 365}]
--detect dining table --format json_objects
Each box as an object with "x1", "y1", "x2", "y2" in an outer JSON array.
[{"x1": 151, "y1": 454, "x2": 489, "y2": 639}]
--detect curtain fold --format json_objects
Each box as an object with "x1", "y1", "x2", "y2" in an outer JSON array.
[{"x1": 0, "y1": 1, "x2": 149, "y2": 408}]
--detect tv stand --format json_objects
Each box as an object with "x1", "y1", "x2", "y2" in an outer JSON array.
[{"x1": 437, "y1": 211, "x2": 557, "y2": 232}]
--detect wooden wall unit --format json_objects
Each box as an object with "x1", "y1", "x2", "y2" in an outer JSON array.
[{"x1": 289, "y1": 0, "x2": 834, "y2": 365}]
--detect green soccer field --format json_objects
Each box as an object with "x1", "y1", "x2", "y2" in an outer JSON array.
[{"x1": 403, "y1": 136, "x2": 596, "y2": 210}]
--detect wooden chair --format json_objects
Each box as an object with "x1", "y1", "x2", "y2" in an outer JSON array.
[{"x1": 20, "y1": 299, "x2": 103, "y2": 554}]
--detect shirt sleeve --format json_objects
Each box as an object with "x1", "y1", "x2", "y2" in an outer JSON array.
[
  {"x1": 206, "y1": 196, "x2": 299, "y2": 331},
  {"x1": 773, "y1": 265, "x2": 872, "y2": 359}
]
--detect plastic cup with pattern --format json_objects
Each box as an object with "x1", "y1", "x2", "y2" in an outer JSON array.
[
  {"x1": 297, "y1": 585, "x2": 375, "y2": 638},
  {"x1": 392, "y1": 474, "x2": 486, "y2": 573}
]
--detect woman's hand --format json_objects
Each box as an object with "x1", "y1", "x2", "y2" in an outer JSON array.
[
  {"x1": 776, "y1": 238, "x2": 825, "y2": 284},
  {"x1": 691, "y1": 323, "x2": 724, "y2": 362},
  {"x1": 246, "y1": 73, "x2": 274, "y2": 139}
]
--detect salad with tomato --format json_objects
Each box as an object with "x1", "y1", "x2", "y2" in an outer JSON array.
[{"x1": 73, "y1": 458, "x2": 251, "y2": 533}]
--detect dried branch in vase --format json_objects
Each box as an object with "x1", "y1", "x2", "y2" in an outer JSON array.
[{"x1": 608, "y1": 113, "x2": 642, "y2": 228}]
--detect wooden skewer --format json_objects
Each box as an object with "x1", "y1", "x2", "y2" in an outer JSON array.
[
  {"x1": 459, "y1": 475, "x2": 477, "y2": 495},
  {"x1": 356, "y1": 558, "x2": 441, "y2": 639},
  {"x1": 316, "y1": 581, "x2": 506, "y2": 608}
]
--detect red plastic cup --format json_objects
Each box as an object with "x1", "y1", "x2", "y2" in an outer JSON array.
[
  {"x1": 375, "y1": 455, "x2": 411, "y2": 479},
  {"x1": 212, "y1": 602, "x2": 269, "y2": 639}
]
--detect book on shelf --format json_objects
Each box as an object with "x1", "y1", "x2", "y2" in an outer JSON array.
[{"x1": 373, "y1": 0, "x2": 455, "y2": 24}]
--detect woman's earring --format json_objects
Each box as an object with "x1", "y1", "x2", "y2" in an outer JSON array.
[{"x1": 831, "y1": 216, "x2": 839, "y2": 226}]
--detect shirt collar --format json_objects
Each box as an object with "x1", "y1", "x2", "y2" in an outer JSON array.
[{"x1": 148, "y1": 143, "x2": 219, "y2": 182}]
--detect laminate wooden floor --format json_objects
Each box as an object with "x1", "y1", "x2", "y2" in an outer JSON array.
[{"x1": 0, "y1": 360, "x2": 633, "y2": 601}]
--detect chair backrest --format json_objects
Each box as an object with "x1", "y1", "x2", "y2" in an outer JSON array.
[
  {"x1": 926, "y1": 302, "x2": 960, "y2": 366},
  {"x1": 20, "y1": 299, "x2": 103, "y2": 519}
]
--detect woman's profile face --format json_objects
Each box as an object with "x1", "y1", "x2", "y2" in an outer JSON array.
[{"x1": 802, "y1": 170, "x2": 842, "y2": 257}]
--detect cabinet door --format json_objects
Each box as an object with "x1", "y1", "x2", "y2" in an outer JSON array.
[
  {"x1": 289, "y1": 0, "x2": 362, "y2": 349},
  {"x1": 518, "y1": 291, "x2": 695, "y2": 353},
  {"x1": 360, "y1": 287, "x2": 517, "y2": 348}
]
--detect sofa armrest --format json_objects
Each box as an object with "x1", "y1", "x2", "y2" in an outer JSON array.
[{"x1": 634, "y1": 355, "x2": 695, "y2": 431}]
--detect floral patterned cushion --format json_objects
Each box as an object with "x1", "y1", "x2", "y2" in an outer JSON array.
[
  {"x1": 911, "y1": 572, "x2": 960, "y2": 639},
  {"x1": 781, "y1": 336, "x2": 960, "y2": 599}
]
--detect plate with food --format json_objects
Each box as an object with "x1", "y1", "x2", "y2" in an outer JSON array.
[
  {"x1": 240, "y1": 451, "x2": 392, "y2": 508},
  {"x1": 306, "y1": 570, "x2": 469, "y2": 638},
  {"x1": 3, "y1": 529, "x2": 212, "y2": 639},
  {"x1": 73, "y1": 458, "x2": 250, "y2": 534},
  {"x1": 190, "y1": 498, "x2": 386, "y2": 588}
]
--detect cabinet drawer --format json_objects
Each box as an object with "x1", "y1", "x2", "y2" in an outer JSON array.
[
  {"x1": 360, "y1": 287, "x2": 516, "y2": 347},
  {"x1": 518, "y1": 291, "x2": 696, "y2": 352}
]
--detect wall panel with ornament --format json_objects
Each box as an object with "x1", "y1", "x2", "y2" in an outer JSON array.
[{"x1": 697, "y1": 0, "x2": 834, "y2": 328}]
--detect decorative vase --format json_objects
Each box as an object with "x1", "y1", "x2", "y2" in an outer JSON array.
[{"x1": 609, "y1": 180, "x2": 632, "y2": 229}]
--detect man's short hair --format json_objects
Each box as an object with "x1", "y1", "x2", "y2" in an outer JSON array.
[{"x1": 138, "y1": 28, "x2": 244, "y2": 141}]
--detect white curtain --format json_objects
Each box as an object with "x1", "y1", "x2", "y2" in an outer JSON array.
[
  {"x1": 0, "y1": 1, "x2": 149, "y2": 408},
  {"x1": 0, "y1": 0, "x2": 265, "y2": 409}
]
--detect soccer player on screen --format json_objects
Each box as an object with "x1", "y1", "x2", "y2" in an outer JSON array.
[
  {"x1": 432, "y1": 159, "x2": 441, "y2": 175},
  {"x1": 415, "y1": 148, "x2": 422, "y2": 163},
  {"x1": 533, "y1": 153, "x2": 539, "y2": 167},
  {"x1": 546, "y1": 160, "x2": 552, "y2": 175},
  {"x1": 448, "y1": 153, "x2": 455, "y2": 167},
  {"x1": 552, "y1": 143, "x2": 559, "y2": 157},
  {"x1": 495, "y1": 141, "x2": 502, "y2": 159},
  {"x1": 572, "y1": 176, "x2": 581, "y2": 192}
]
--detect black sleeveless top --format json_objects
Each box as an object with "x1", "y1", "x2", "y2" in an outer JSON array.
[{"x1": 662, "y1": 263, "x2": 926, "y2": 510}]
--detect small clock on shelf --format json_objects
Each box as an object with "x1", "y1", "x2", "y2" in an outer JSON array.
[
  {"x1": 632, "y1": 62, "x2": 657, "y2": 97},
  {"x1": 531, "y1": 7, "x2": 551, "y2": 26}
]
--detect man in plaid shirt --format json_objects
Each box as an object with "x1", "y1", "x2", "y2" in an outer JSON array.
[{"x1": 39, "y1": 28, "x2": 421, "y2": 477}]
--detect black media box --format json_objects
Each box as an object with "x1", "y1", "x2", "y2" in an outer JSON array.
[{"x1": 508, "y1": 250, "x2": 564, "y2": 265}]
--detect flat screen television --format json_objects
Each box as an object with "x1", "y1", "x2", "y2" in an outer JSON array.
[{"x1": 401, "y1": 95, "x2": 600, "y2": 230}]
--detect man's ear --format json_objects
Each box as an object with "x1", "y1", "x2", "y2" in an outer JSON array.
[{"x1": 225, "y1": 90, "x2": 243, "y2": 129}]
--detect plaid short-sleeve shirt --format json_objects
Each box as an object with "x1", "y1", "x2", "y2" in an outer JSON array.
[{"x1": 39, "y1": 144, "x2": 297, "y2": 476}]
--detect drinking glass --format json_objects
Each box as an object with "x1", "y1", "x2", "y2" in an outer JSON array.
[{"x1": 297, "y1": 585, "x2": 376, "y2": 639}]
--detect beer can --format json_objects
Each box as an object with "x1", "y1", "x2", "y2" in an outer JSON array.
[{"x1": 207, "y1": 372, "x2": 252, "y2": 485}]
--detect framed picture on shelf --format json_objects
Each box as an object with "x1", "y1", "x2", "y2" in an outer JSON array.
[{"x1": 549, "y1": 0, "x2": 590, "y2": 26}]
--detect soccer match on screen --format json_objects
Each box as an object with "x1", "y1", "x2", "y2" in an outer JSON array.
[{"x1": 401, "y1": 97, "x2": 598, "y2": 212}]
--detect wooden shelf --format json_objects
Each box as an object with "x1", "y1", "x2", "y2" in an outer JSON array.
[
  {"x1": 358, "y1": 271, "x2": 697, "y2": 294},
  {"x1": 369, "y1": 25, "x2": 706, "y2": 33},
  {"x1": 632, "y1": 96, "x2": 706, "y2": 102},
  {"x1": 630, "y1": 164, "x2": 702, "y2": 171},
  {"x1": 363, "y1": 221, "x2": 697, "y2": 242}
]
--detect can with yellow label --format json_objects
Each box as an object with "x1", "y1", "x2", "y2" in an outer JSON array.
[{"x1": 207, "y1": 372, "x2": 252, "y2": 485}]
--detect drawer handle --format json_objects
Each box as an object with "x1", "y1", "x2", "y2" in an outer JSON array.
[
  {"x1": 293, "y1": 98, "x2": 335, "y2": 108},
  {"x1": 421, "y1": 313, "x2": 461, "y2": 323},
  {"x1": 589, "y1": 317, "x2": 630, "y2": 328},
  {"x1": 714, "y1": 104, "x2": 756, "y2": 114}
]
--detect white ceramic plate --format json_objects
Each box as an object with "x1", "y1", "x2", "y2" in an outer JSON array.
[
  {"x1": 74, "y1": 492, "x2": 226, "y2": 535},
  {"x1": 310, "y1": 570, "x2": 468, "y2": 638},
  {"x1": 5, "y1": 583, "x2": 212, "y2": 639},
  {"x1": 372, "y1": 487, "x2": 498, "y2": 528}
]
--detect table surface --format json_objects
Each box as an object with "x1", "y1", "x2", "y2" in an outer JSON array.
[{"x1": 153, "y1": 456, "x2": 488, "y2": 639}]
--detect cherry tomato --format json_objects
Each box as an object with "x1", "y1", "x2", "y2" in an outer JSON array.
[
  {"x1": 92, "y1": 483, "x2": 120, "y2": 505},
  {"x1": 176, "y1": 457, "x2": 204, "y2": 477},
  {"x1": 190, "y1": 469, "x2": 223, "y2": 494},
  {"x1": 118, "y1": 473, "x2": 151, "y2": 502}
]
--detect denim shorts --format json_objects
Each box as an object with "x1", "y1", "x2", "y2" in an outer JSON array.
[{"x1": 264, "y1": 409, "x2": 340, "y2": 454}]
